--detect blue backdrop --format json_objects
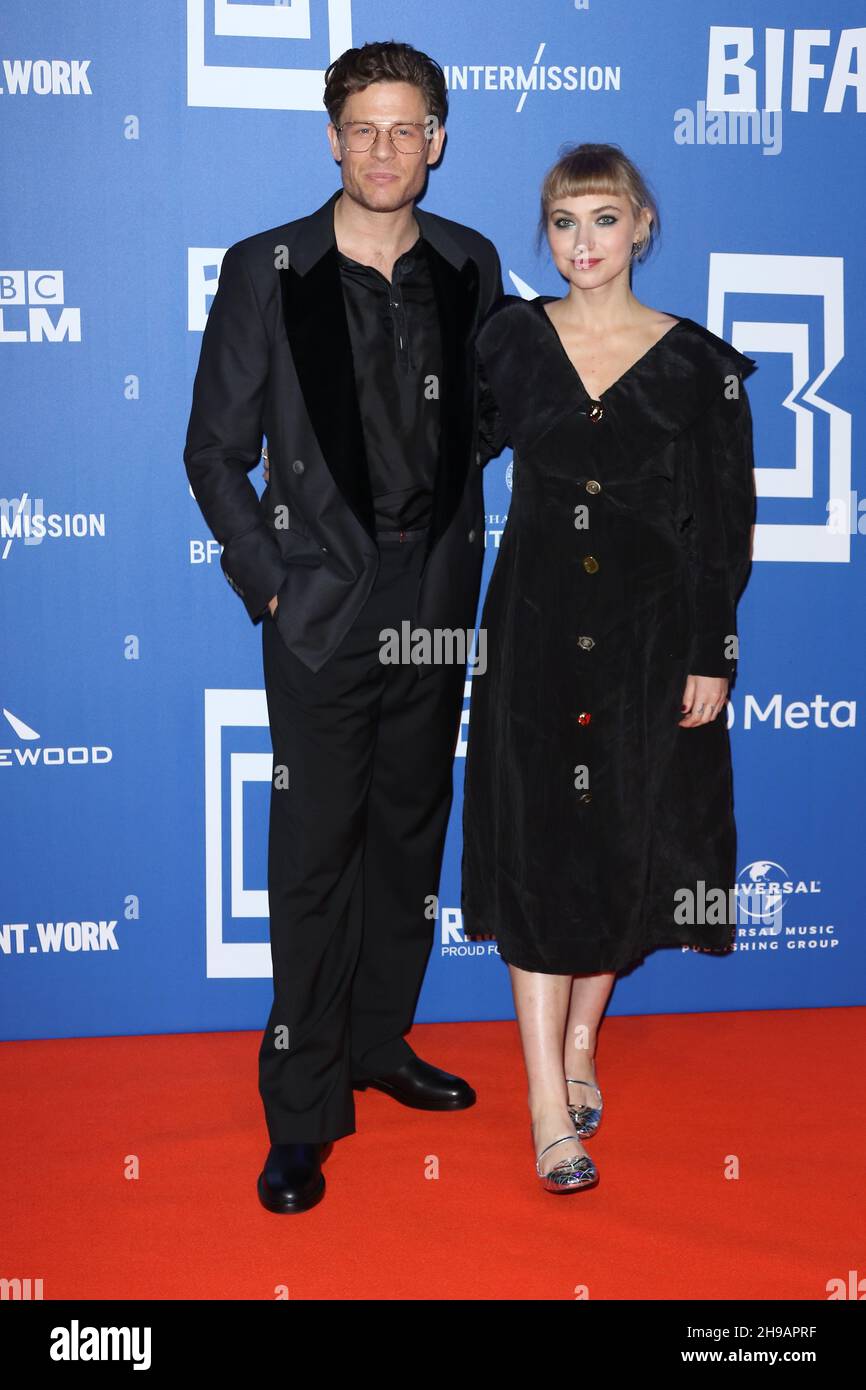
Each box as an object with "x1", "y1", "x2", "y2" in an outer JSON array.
[{"x1": 2, "y1": 0, "x2": 864, "y2": 1041}]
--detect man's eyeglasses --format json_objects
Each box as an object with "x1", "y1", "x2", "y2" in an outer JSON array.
[{"x1": 336, "y1": 121, "x2": 431, "y2": 154}]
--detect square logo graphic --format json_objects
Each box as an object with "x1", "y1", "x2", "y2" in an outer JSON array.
[
  {"x1": 187, "y1": 0, "x2": 353, "y2": 110},
  {"x1": 204, "y1": 688, "x2": 273, "y2": 978},
  {"x1": 707, "y1": 252, "x2": 851, "y2": 563},
  {"x1": 187, "y1": 248, "x2": 226, "y2": 332}
]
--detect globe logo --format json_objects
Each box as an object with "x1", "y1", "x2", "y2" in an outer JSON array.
[
  {"x1": 505, "y1": 460, "x2": 513, "y2": 492},
  {"x1": 736, "y1": 861, "x2": 787, "y2": 934}
]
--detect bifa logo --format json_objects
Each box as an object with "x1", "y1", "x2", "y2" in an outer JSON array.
[
  {"x1": 0, "y1": 707, "x2": 112, "y2": 768},
  {"x1": 457, "y1": 677, "x2": 473, "y2": 759},
  {"x1": 706, "y1": 253, "x2": 851, "y2": 562},
  {"x1": 707, "y1": 27, "x2": 865, "y2": 112},
  {"x1": 187, "y1": 247, "x2": 227, "y2": 332},
  {"x1": 203, "y1": 689, "x2": 273, "y2": 979},
  {"x1": 0, "y1": 271, "x2": 81, "y2": 343},
  {"x1": 186, "y1": 0, "x2": 353, "y2": 111}
]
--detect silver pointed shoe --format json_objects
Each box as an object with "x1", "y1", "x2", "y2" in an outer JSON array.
[
  {"x1": 535, "y1": 1134, "x2": 599, "y2": 1193},
  {"x1": 566, "y1": 1076, "x2": 603, "y2": 1140}
]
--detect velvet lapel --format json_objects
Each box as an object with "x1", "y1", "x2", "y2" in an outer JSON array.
[
  {"x1": 279, "y1": 188, "x2": 481, "y2": 547},
  {"x1": 279, "y1": 192, "x2": 375, "y2": 539}
]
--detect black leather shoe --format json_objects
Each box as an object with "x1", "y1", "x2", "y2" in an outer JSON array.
[
  {"x1": 256, "y1": 1141, "x2": 332, "y2": 1214},
  {"x1": 352, "y1": 1057, "x2": 476, "y2": 1110}
]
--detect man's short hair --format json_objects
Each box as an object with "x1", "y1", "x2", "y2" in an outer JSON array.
[{"x1": 324, "y1": 40, "x2": 448, "y2": 129}]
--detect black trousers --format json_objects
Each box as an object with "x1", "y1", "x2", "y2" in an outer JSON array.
[{"x1": 258, "y1": 527, "x2": 467, "y2": 1143}]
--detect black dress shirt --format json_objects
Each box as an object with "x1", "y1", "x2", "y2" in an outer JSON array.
[{"x1": 337, "y1": 233, "x2": 442, "y2": 532}]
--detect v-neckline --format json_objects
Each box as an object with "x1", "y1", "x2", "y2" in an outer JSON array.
[{"x1": 532, "y1": 295, "x2": 688, "y2": 404}]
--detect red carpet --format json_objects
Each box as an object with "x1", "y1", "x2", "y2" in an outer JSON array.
[{"x1": 2, "y1": 1008, "x2": 861, "y2": 1300}]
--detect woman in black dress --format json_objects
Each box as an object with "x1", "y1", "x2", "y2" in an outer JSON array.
[{"x1": 461, "y1": 144, "x2": 757, "y2": 1192}]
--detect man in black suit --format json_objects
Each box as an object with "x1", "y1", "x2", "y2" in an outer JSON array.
[{"x1": 184, "y1": 41, "x2": 503, "y2": 1212}]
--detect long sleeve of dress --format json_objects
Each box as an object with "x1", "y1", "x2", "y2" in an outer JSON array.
[
  {"x1": 685, "y1": 376, "x2": 756, "y2": 680},
  {"x1": 476, "y1": 350, "x2": 511, "y2": 462}
]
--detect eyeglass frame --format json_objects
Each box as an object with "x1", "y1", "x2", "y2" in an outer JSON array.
[{"x1": 335, "y1": 120, "x2": 434, "y2": 154}]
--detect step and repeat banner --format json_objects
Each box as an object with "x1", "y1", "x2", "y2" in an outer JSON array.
[{"x1": 2, "y1": 1, "x2": 864, "y2": 1041}]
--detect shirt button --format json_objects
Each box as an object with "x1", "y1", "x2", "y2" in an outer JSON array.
[
  {"x1": 468, "y1": 529, "x2": 476, "y2": 542},
  {"x1": 577, "y1": 636, "x2": 595, "y2": 650},
  {"x1": 585, "y1": 479, "x2": 601, "y2": 494},
  {"x1": 576, "y1": 711, "x2": 592, "y2": 725},
  {"x1": 582, "y1": 555, "x2": 600, "y2": 574},
  {"x1": 292, "y1": 459, "x2": 305, "y2": 475}
]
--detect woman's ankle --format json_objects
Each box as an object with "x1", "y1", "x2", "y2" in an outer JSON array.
[
  {"x1": 528, "y1": 1088, "x2": 569, "y2": 1119},
  {"x1": 563, "y1": 1053, "x2": 597, "y2": 1080}
]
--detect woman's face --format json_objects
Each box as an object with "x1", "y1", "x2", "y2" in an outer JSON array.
[{"x1": 545, "y1": 191, "x2": 650, "y2": 289}]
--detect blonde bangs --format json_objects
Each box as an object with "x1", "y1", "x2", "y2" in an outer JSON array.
[{"x1": 537, "y1": 144, "x2": 660, "y2": 262}]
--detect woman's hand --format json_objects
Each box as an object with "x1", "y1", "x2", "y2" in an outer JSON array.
[{"x1": 679, "y1": 674, "x2": 729, "y2": 727}]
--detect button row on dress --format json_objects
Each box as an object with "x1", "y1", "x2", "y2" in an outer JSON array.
[
  {"x1": 576, "y1": 479, "x2": 599, "y2": 796},
  {"x1": 572, "y1": 472, "x2": 600, "y2": 795}
]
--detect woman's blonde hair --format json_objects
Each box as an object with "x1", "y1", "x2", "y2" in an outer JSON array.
[{"x1": 536, "y1": 142, "x2": 660, "y2": 263}]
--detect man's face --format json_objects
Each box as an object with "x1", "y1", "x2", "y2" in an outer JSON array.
[{"x1": 327, "y1": 80, "x2": 445, "y2": 213}]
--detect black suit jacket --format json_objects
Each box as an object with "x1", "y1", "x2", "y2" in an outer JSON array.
[{"x1": 184, "y1": 188, "x2": 504, "y2": 675}]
